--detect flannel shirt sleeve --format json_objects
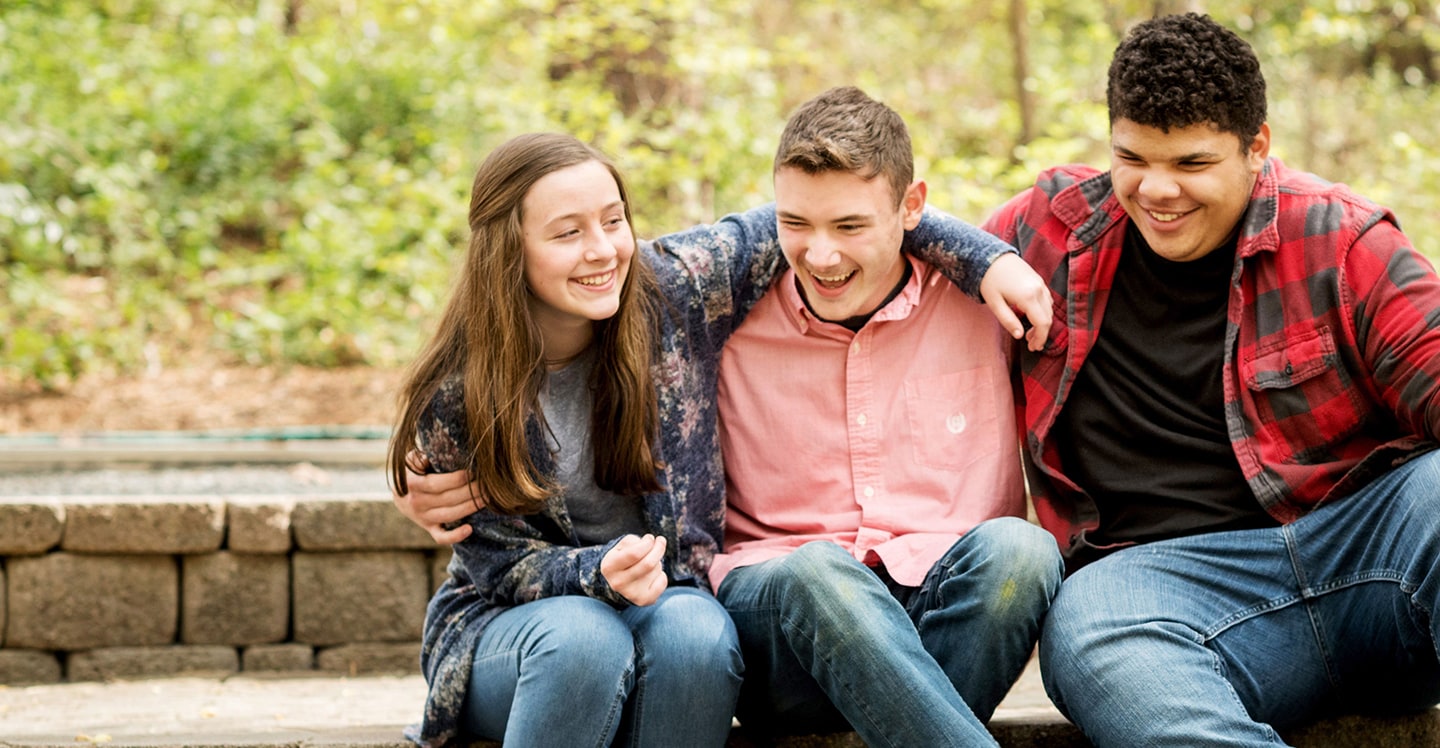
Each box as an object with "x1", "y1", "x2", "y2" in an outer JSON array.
[{"x1": 1343, "y1": 216, "x2": 1440, "y2": 441}]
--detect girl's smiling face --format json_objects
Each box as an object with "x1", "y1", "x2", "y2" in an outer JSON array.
[{"x1": 520, "y1": 159, "x2": 635, "y2": 345}]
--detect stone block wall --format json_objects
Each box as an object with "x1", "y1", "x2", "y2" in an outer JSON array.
[{"x1": 0, "y1": 494, "x2": 450, "y2": 685}]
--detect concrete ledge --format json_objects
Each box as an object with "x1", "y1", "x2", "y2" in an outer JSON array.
[{"x1": 2, "y1": 672, "x2": 1437, "y2": 748}]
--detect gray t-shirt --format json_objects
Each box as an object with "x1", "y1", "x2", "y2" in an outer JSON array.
[{"x1": 539, "y1": 348, "x2": 647, "y2": 545}]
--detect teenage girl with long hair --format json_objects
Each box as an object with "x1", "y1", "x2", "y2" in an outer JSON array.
[{"x1": 388, "y1": 132, "x2": 777, "y2": 747}]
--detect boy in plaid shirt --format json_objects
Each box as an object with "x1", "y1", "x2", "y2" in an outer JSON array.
[{"x1": 986, "y1": 12, "x2": 1440, "y2": 746}]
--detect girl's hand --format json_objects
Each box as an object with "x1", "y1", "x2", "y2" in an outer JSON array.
[
  {"x1": 601, "y1": 534, "x2": 668, "y2": 606},
  {"x1": 392, "y1": 450, "x2": 479, "y2": 544}
]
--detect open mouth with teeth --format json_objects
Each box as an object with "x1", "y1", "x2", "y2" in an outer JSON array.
[
  {"x1": 1148, "y1": 210, "x2": 1185, "y2": 223},
  {"x1": 812, "y1": 269, "x2": 856, "y2": 290},
  {"x1": 575, "y1": 270, "x2": 614, "y2": 287}
]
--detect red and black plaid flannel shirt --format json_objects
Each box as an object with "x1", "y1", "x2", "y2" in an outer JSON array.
[{"x1": 983, "y1": 159, "x2": 1440, "y2": 557}]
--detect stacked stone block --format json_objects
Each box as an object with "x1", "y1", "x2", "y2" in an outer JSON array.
[{"x1": 0, "y1": 494, "x2": 451, "y2": 685}]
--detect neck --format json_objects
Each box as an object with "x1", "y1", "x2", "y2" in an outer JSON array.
[
  {"x1": 542, "y1": 330, "x2": 592, "y2": 370},
  {"x1": 536, "y1": 320, "x2": 594, "y2": 372}
]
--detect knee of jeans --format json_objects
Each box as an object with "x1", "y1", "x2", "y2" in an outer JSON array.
[
  {"x1": 639, "y1": 590, "x2": 741, "y2": 662},
  {"x1": 769, "y1": 542, "x2": 859, "y2": 585},
  {"x1": 1038, "y1": 569, "x2": 1126, "y2": 672},
  {"x1": 521, "y1": 599, "x2": 636, "y2": 673},
  {"x1": 650, "y1": 628, "x2": 741, "y2": 683},
  {"x1": 955, "y1": 518, "x2": 1064, "y2": 600},
  {"x1": 1036, "y1": 583, "x2": 1109, "y2": 718},
  {"x1": 763, "y1": 543, "x2": 884, "y2": 615}
]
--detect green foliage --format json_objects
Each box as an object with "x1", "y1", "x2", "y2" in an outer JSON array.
[{"x1": 4, "y1": 0, "x2": 1440, "y2": 389}]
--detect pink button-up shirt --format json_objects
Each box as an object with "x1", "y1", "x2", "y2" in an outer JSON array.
[{"x1": 710, "y1": 256, "x2": 1024, "y2": 589}]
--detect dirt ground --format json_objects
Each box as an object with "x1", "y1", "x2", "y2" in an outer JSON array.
[{"x1": 0, "y1": 361, "x2": 403, "y2": 435}]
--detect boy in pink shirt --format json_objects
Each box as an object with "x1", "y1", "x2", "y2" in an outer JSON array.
[{"x1": 687, "y1": 87, "x2": 1061, "y2": 746}]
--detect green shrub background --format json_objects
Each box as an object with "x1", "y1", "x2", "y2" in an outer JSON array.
[{"x1": 6, "y1": 0, "x2": 1439, "y2": 388}]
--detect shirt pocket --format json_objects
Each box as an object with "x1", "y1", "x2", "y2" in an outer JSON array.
[
  {"x1": 904, "y1": 368, "x2": 1003, "y2": 473},
  {"x1": 1239, "y1": 325, "x2": 1366, "y2": 463}
]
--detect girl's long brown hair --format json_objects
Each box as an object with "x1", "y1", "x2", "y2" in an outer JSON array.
[{"x1": 387, "y1": 133, "x2": 662, "y2": 514}]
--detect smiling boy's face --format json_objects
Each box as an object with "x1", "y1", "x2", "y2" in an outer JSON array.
[
  {"x1": 773, "y1": 166, "x2": 925, "y2": 322},
  {"x1": 1109, "y1": 118, "x2": 1269, "y2": 263}
]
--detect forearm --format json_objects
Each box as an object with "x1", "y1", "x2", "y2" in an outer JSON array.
[{"x1": 905, "y1": 205, "x2": 1017, "y2": 299}]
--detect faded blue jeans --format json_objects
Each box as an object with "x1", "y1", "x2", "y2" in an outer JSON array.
[
  {"x1": 1041, "y1": 450, "x2": 1440, "y2": 747},
  {"x1": 461, "y1": 586, "x2": 743, "y2": 747},
  {"x1": 716, "y1": 517, "x2": 1063, "y2": 747}
]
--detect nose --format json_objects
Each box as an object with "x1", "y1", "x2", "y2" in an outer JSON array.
[
  {"x1": 582, "y1": 223, "x2": 617, "y2": 263},
  {"x1": 1137, "y1": 168, "x2": 1181, "y2": 201},
  {"x1": 805, "y1": 232, "x2": 842, "y2": 270}
]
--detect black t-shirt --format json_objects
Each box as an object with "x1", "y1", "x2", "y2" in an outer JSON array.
[{"x1": 1051, "y1": 225, "x2": 1277, "y2": 547}]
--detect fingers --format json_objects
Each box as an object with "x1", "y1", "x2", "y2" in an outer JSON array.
[
  {"x1": 1024, "y1": 314, "x2": 1052, "y2": 352},
  {"x1": 408, "y1": 464, "x2": 472, "y2": 494},
  {"x1": 408, "y1": 467, "x2": 483, "y2": 515},
  {"x1": 979, "y1": 253, "x2": 1054, "y2": 352},
  {"x1": 601, "y1": 534, "x2": 669, "y2": 606},
  {"x1": 428, "y1": 521, "x2": 474, "y2": 545},
  {"x1": 404, "y1": 448, "x2": 431, "y2": 475},
  {"x1": 982, "y1": 288, "x2": 1025, "y2": 342},
  {"x1": 394, "y1": 454, "x2": 482, "y2": 545},
  {"x1": 1013, "y1": 286, "x2": 1053, "y2": 352},
  {"x1": 604, "y1": 533, "x2": 653, "y2": 569}
]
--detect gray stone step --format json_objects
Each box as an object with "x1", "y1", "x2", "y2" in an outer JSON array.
[{"x1": 2, "y1": 662, "x2": 1437, "y2": 747}]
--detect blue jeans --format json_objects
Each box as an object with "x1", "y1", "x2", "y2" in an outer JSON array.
[
  {"x1": 1041, "y1": 450, "x2": 1440, "y2": 747},
  {"x1": 461, "y1": 586, "x2": 743, "y2": 747},
  {"x1": 716, "y1": 517, "x2": 1063, "y2": 747}
]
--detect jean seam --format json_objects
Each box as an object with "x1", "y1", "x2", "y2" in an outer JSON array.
[
  {"x1": 778, "y1": 610, "x2": 904, "y2": 748},
  {"x1": 1283, "y1": 525, "x2": 1342, "y2": 694},
  {"x1": 597, "y1": 659, "x2": 633, "y2": 748},
  {"x1": 623, "y1": 637, "x2": 645, "y2": 748}
]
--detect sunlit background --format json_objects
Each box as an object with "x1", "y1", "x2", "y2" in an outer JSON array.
[{"x1": 5, "y1": 0, "x2": 1438, "y2": 390}]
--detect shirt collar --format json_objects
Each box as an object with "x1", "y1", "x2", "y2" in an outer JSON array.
[{"x1": 778, "y1": 255, "x2": 933, "y2": 336}]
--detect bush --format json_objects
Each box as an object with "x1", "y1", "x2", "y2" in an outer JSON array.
[{"x1": 4, "y1": 0, "x2": 1438, "y2": 389}]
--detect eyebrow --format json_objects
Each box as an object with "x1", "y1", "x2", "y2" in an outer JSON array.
[
  {"x1": 1113, "y1": 145, "x2": 1221, "y2": 162},
  {"x1": 777, "y1": 210, "x2": 873, "y2": 224},
  {"x1": 542, "y1": 200, "x2": 626, "y2": 227}
]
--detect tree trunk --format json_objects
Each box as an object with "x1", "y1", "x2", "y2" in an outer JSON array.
[{"x1": 1009, "y1": 0, "x2": 1035, "y2": 150}]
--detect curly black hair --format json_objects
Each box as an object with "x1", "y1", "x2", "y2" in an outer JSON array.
[{"x1": 1107, "y1": 13, "x2": 1266, "y2": 142}]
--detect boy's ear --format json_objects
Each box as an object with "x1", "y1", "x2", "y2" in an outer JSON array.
[
  {"x1": 1246, "y1": 123, "x2": 1271, "y2": 173},
  {"x1": 902, "y1": 180, "x2": 927, "y2": 229}
]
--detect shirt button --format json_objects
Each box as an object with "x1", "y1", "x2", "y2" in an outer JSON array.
[
  {"x1": 851, "y1": 340, "x2": 862, "y2": 354},
  {"x1": 946, "y1": 413, "x2": 966, "y2": 434},
  {"x1": 863, "y1": 486, "x2": 875, "y2": 498},
  {"x1": 857, "y1": 413, "x2": 868, "y2": 426}
]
